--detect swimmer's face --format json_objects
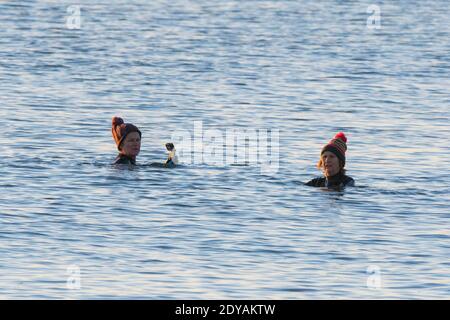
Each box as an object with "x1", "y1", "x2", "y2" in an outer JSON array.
[
  {"x1": 321, "y1": 151, "x2": 340, "y2": 177},
  {"x1": 121, "y1": 132, "x2": 141, "y2": 158}
]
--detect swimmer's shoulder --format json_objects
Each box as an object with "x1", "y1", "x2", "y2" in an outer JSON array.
[
  {"x1": 113, "y1": 154, "x2": 136, "y2": 165},
  {"x1": 305, "y1": 177, "x2": 326, "y2": 187},
  {"x1": 342, "y1": 175, "x2": 355, "y2": 187}
]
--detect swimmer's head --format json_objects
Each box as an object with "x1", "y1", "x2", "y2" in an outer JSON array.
[
  {"x1": 121, "y1": 131, "x2": 141, "y2": 158},
  {"x1": 318, "y1": 132, "x2": 348, "y2": 177},
  {"x1": 112, "y1": 117, "x2": 142, "y2": 158}
]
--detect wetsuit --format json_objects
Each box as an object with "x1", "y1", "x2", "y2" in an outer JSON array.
[
  {"x1": 305, "y1": 171, "x2": 354, "y2": 189},
  {"x1": 113, "y1": 154, "x2": 136, "y2": 165},
  {"x1": 164, "y1": 157, "x2": 176, "y2": 168}
]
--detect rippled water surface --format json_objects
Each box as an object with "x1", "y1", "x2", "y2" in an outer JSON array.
[{"x1": 0, "y1": 0, "x2": 449, "y2": 299}]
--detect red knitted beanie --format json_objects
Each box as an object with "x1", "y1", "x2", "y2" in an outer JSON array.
[{"x1": 321, "y1": 132, "x2": 348, "y2": 166}]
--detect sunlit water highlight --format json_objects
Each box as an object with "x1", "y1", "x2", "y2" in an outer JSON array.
[{"x1": 0, "y1": 0, "x2": 449, "y2": 299}]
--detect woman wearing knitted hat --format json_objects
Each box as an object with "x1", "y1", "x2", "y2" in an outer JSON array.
[
  {"x1": 305, "y1": 132, "x2": 355, "y2": 189},
  {"x1": 111, "y1": 116, "x2": 178, "y2": 166},
  {"x1": 112, "y1": 116, "x2": 142, "y2": 165}
]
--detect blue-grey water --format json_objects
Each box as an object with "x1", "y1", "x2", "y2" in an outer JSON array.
[{"x1": 0, "y1": 0, "x2": 449, "y2": 299}]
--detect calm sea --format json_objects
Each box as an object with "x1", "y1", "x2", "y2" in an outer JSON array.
[{"x1": 0, "y1": 0, "x2": 449, "y2": 299}]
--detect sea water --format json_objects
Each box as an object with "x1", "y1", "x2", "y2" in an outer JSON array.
[{"x1": 0, "y1": 0, "x2": 449, "y2": 299}]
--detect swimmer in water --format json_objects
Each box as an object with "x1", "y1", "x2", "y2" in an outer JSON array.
[
  {"x1": 111, "y1": 116, "x2": 178, "y2": 167},
  {"x1": 305, "y1": 132, "x2": 355, "y2": 189},
  {"x1": 111, "y1": 116, "x2": 142, "y2": 165}
]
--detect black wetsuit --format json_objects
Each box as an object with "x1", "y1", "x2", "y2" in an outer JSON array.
[
  {"x1": 113, "y1": 154, "x2": 136, "y2": 165},
  {"x1": 305, "y1": 171, "x2": 354, "y2": 189},
  {"x1": 113, "y1": 154, "x2": 176, "y2": 167},
  {"x1": 164, "y1": 158, "x2": 176, "y2": 168}
]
